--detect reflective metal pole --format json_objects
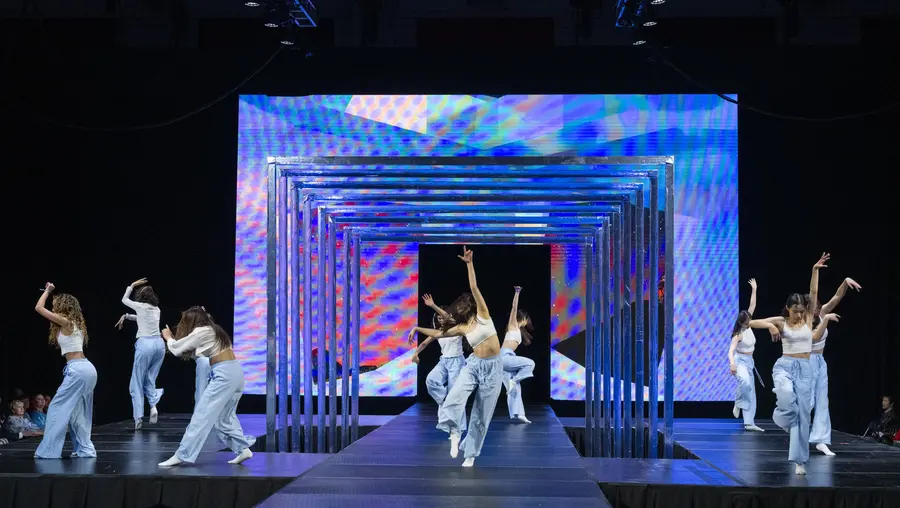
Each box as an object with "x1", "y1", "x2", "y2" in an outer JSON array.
[
  {"x1": 317, "y1": 206, "x2": 327, "y2": 452},
  {"x1": 290, "y1": 187, "x2": 302, "y2": 452},
  {"x1": 584, "y1": 240, "x2": 594, "y2": 458},
  {"x1": 613, "y1": 213, "x2": 623, "y2": 457},
  {"x1": 351, "y1": 231, "x2": 361, "y2": 442},
  {"x1": 302, "y1": 194, "x2": 314, "y2": 453},
  {"x1": 592, "y1": 227, "x2": 603, "y2": 458},
  {"x1": 328, "y1": 216, "x2": 338, "y2": 453},
  {"x1": 634, "y1": 189, "x2": 645, "y2": 459},
  {"x1": 341, "y1": 230, "x2": 351, "y2": 449},
  {"x1": 623, "y1": 199, "x2": 633, "y2": 458},
  {"x1": 602, "y1": 224, "x2": 612, "y2": 457},
  {"x1": 264, "y1": 164, "x2": 277, "y2": 452},
  {"x1": 277, "y1": 170, "x2": 288, "y2": 453},
  {"x1": 649, "y1": 178, "x2": 659, "y2": 458},
  {"x1": 664, "y1": 162, "x2": 676, "y2": 459}
]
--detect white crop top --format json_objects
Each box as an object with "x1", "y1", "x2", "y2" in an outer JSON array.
[
  {"x1": 438, "y1": 336, "x2": 463, "y2": 357},
  {"x1": 167, "y1": 326, "x2": 231, "y2": 358},
  {"x1": 122, "y1": 286, "x2": 162, "y2": 339},
  {"x1": 781, "y1": 323, "x2": 813, "y2": 355},
  {"x1": 735, "y1": 327, "x2": 755, "y2": 354},
  {"x1": 465, "y1": 316, "x2": 497, "y2": 349},
  {"x1": 504, "y1": 329, "x2": 522, "y2": 345},
  {"x1": 58, "y1": 328, "x2": 84, "y2": 356},
  {"x1": 811, "y1": 328, "x2": 828, "y2": 351}
]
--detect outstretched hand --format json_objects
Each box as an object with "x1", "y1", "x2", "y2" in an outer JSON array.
[
  {"x1": 44, "y1": 282, "x2": 55, "y2": 293},
  {"x1": 407, "y1": 328, "x2": 417, "y2": 346},
  {"x1": 422, "y1": 294, "x2": 435, "y2": 307},
  {"x1": 845, "y1": 278, "x2": 862, "y2": 292},
  {"x1": 767, "y1": 324, "x2": 782, "y2": 342},
  {"x1": 514, "y1": 286, "x2": 522, "y2": 293},
  {"x1": 823, "y1": 313, "x2": 840, "y2": 323},
  {"x1": 814, "y1": 253, "x2": 830, "y2": 270},
  {"x1": 457, "y1": 246, "x2": 473, "y2": 264},
  {"x1": 114, "y1": 315, "x2": 126, "y2": 330},
  {"x1": 747, "y1": 278, "x2": 757, "y2": 290},
  {"x1": 162, "y1": 325, "x2": 173, "y2": 340},
  {"x1": 131, "y1": 278, "x2": 148, "y2": 288}
]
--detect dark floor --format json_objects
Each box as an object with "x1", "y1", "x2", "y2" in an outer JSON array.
[{"x1": 258, "y1": 404, "x2": 613, "y2": 508}]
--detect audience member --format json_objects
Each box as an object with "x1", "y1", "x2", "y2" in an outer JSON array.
[
  {"x1": 4, "y1": 400, "x2": 43, "y2": 437},
  {"x1": 866, "y1": 395, "x2": 900, "y2": 444},
  {"x1": 28, "y1": 394, "x2": 48, "y2": 429}
]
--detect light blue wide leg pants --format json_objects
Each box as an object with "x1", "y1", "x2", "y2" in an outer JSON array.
[
  {"x1": 436, "y1": 354, "x2": 503, "y2": 459},
  {"x1": 734, "y1": 354, "x2": 757, "y2": 426},
  {"x1": 772, "y1": 356, "x2": 814, "y2": 465},
  {"x1": 194, "y1": 356, "x2": 212, "y2": 410},
  {"x1": 35, "y1": 359, "x2": 97, "y2": 459},
  {"x1": 130, "y1": 336, "x2": 165, "y2": 420},
  {"x1": 501, "y1": 348, "x2": 534, "y2": 419},
  {"x1": 174, "y1": 360, "x2": 256, "y2": 463},
  {"x1": 809, "y1": 354, "x2": 832, "y2": 445},
  {"x1": 426, "y1": 355, "x2": 467, "y2": 431}
]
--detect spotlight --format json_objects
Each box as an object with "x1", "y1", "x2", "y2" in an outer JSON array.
[
  {"x1": 280, "y1": 26, "x2": 296, "y2": 45},
  {"x1": 633, "y1": 37, "x2": 647, "y2": 46},
  {"x1": 643, "y1": 20, "x2": 657, "y2": 27},
  {"x1": 632, "y1": 26, "x2": 649, "y2": 45},
  {"x1": 244, "y1": 1, "x2": 260, "y2": 6},
  {"x1": 650, "y1": 0, "x2": 665, "y2": 4},
  {"x1": 264, "y1": 7, "x2": 280, "y2": 28}
]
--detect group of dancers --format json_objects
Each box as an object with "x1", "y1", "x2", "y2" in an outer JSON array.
[
  {"x1": 32, "y1": 278, "x2": 255, "y2": 467},
  {"x1": 728, "y1": 253, "x2": 861, "y2": 475},
  {"x1": 407, "y1": 247, "x2": 535, "y2": 467}
]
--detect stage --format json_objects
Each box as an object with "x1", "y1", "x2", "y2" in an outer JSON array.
[{"x1": 4, "y1": 409, "x2": 900, "y2": 507}]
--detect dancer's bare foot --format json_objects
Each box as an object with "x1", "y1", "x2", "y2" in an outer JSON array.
[
  {"x1": 462, "y1": 457, "x2": 475, "y2": 467},
  {"x1": 816, "y1": 443, "x2": 835, "y2": 456},
  {"x1": 449, "y1": 432, "x2": 460, "y2": 459},
  {"x1": 795, "y1": 463, "x2": 807, "y2": 475}
]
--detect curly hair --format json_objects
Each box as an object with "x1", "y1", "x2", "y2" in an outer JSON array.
[{"x1": 48, "y1": 293, "x2": 89, "y2": 347}]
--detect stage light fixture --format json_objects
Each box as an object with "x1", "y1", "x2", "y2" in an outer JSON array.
[
  {"x1": 280, "y1": 26, "x2": 296, "y2": 45},
  {"x1": 264, "y1": 7, "x2": 281, "y2": 28},
  {"x1": 244, "y1": 1, "x2": 260, "y2": 6},
  {"x1": 650, "y1": 0, "x2": 665, "y2": 4}
]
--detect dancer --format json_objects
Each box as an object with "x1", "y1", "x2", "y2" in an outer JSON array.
[
  {"x1": 159, "y1": 306, "x2": 255, "y2": 466},
  {"x1": 501, "y1": 286, "x2": 535, "y2": 424},
  {"x1": 33, "y1": 283, "x2": 97, "y2": 459},
  {"x1": 116, "y1": 277, "x2": 165, "y2": 429},
  {"x1": 727, "y1": 278, "x2": 764, "y2": 432},
  {"x1": 809, "y1": 277, "x2": 862, "y2": 456},
  {"x1": 750, "y1": 253, "x2": 835, "y2": 475},
  {"x1": 407, "y1": 295, "x2": 466, "y2": 431},
  {"x1": 433, "y1": 247, "x2": 503, "y2": 467}
]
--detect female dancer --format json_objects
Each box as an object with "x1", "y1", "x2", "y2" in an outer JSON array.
[
  {"x1": 501, "y1": 286, "x2": 535, "y2": 424},
  {"x1": 116, "y1": 278, "x2": 165, "y2": 429},
  {"x1": 159, "y1": 306, "x2": 255, "y2": 466},
  {"x1": 433, "y1": 247, "x2": 503, "y2": 467},
  {"x1": 727, "y1": 278, "x2": 764, "y2": 432},
  {"x1": 808, "y1": 277, "x2": 862, "y2": 456},
  {"x1": 33, "y1": 283, "x2": 98, "y2": 459},
  {"x1": 750, "y1": 253, "x2": 835, "y2": 475}
]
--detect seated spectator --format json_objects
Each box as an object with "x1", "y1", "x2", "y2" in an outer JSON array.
[
  {"x1": 27, "y1": 394, "x2": 48, "y2": 430},
  {"x1": 4, "y1": 400, "x2": 42, "y2": 437},
  {"x1": 866, "y1": 395, "x2": 900, "y2": 444}
]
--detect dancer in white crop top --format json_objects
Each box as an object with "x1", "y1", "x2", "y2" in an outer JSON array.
[
  {"x1": 433, "y1": 247, "x2": 503, "y2": 468},
  {"x1": 727, "y1": 278, "x2": 764, "y2": 432},
  {"x1": 807, "y1": 276, "x2": 862, "y2": 456},
  {"x1": 500, "y1": 286, "x2": 535, "y2": 424},
  {"x1": 749, "y1": 253, "x2": 834, "y2": 475},
  {"x1": 115, "y1": 278, "x2": 166, "y2": 429},
  {"x1": 159, "y1": 306, "x2": 254, "y2": 467},
  {"x1": 33, "y1": 283, "x2": 98, "y2": 459}
]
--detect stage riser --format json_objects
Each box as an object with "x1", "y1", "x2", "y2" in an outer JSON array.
[
  {"x1": 564, "y1": 427, "x2": 694, "y2": 459},
  {"x1": 600, "y1": 484, "x2": 900, "y2": 508},
  {"x1": 255, "y1": 425, "x2": 379, "y2": 453}
]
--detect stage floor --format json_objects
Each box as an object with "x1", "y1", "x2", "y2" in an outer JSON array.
[{"x1": 258, "y1": 404, "x2": 613, "y2": 508}]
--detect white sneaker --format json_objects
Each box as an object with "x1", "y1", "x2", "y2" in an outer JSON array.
[
  {"x1": 516, "y1": 415, "x2": 531, "y2": 424},
  {"x1": 149, "y1": 406, "x2": 159, "y2": 424},
  {"x1": 462, "y1": 457, "x2": 475, "y2": 467},
  {"x1": 134, "y1": 419, "x2": 143, "y2": 430},
  {"x1": 744, "y1": 425, "x2": 765, "y2": 432},
  {"x1": 449, "y1": 432, "x2": 460, "y2": 459},
  {"x1": 228, "y1": 448, "x2": 253, "y2": 464},
  {"x1": 159, "y1": 455, "x2": 183, "y2": 467},
  {"x1": 795, "y1": 463, "x2": 807, "y2": 475},
  {"x1": 732, "y1": 405, "x2": 740, "y2": 419},
  {"x1": 816, "y1": 443, "x2": 835, "y2": 456}
]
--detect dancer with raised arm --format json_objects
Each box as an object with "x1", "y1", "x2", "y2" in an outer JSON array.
[
  {"x1": 750, "y1": 253, "x2": 833, "y2": 475},
  {"x1": 158, "y1": 306, "x2": 255, "y2": 467},
  {"x1": 433, "y1": 247, "x2": 504, "y2": 467},
  {"x1": 501, "y1": 286, "x2": 535, "y2": 424},
  {"x1": 407, "y1": 294, "x2": 466, "y2": 432},
  {"x1": 115, "y1": 278, "x2": 165, "y2": 429},
  {"x1": 728, "y1": 278, "x2": 764, "y2": 432},
  {"x1": 808, "y1": 277, "x2": 862, "y2": 456},
  {"x1": 33, "y1": 283, "x2": 97, "y2": 459}
]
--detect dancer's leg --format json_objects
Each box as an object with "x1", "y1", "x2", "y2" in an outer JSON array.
[
  {"x1": 68, "y1": 361, "x2": 98, "y2": 458},
  {"x1": 211, "y1": 362, "x2": 256, "y2": 460},
  {"x1": 734, "y1": 355, "x2": 758, "y2": 427},
  {"x1": 194, "y1": 356, "x2": 211, "y2": 410},
  {"x1": 130, "y1": 339, "x2": 152, "y2": 421},
  {"x1": 425, "y1": 360, "x2": 450, "y2": 406},
  {"x1": 503, "y1": 354, "x2": 535, "y2": 384},
  {"x1": 166, "y1": 364, "x2": 238, "y2": 464},
  {"x1": 144, "y1": 338, "x2": 165, "y2": 408},
  {"x1": 461, "y1": 356, "x2": 503, "y2": 461},
  {"x1": 772, "y1": 358, "x2": 813, "y2": 470},
  {"x1": 809, "y1": 355, "x2": 833, "y2": 449},
  {"x1": 35, "y1": 361, "x2": 86, "y2": 458},
  {"x1": 437, "y1": 365, "x2": 476, "y2": 435},
  {"x1": 444, "y1": 356, "x2": 467, "y2": 432}
]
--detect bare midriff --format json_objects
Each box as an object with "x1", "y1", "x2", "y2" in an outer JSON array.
[
  {"x1": 473, "y1": 336, "x2": 501, "y2": 358},
  {"x1": 210, "y1": 349, "x2": 237, "y2": 366}
]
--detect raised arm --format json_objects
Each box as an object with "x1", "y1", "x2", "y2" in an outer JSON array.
[
  {"x1": 458, "y1": 247, "x2": 489, "y2": 318},
  {"x1": 507, "y1": 287, "x2": 522, "y2": 332},
  {"x1": 749, "y1": 317, "x2": 783, "y2": 341},
  {"x1": 807, "y1": 253, "x2": 829, "y2": 327},
  {"x1": 162, "y1": 325, "x2": 209, "y2": 357},
  {"x1": 34, "y1": 283, "x2": 69, "y2": 328},
  {"x1": 727, "y1": 334, "x2": 741, "y2": 373},
  {"x1": 747, "y1": 278, "x2": 757, "y2": 316},
  {"x1": 813, "y1": 313, "x2": 840, "y2": 342},
  {"x1": 121, "y1": 278, "x2": 150, "y2": 311},
  {"x1": 422, "y1": 294, "x2": 451, "y2": 321},
  {"x1": 820, "y1": 277, "x2": 862, "y2": 315}
]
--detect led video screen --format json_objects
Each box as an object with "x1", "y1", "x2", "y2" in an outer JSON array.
[{"x1": 236, "y1": 94, "x2": 738, "y2": 400}]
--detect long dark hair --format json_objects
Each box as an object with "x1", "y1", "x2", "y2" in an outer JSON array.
[
  {"x1": 432, "y1": 305, "x2": 453, "y2": 329},
  {"x1": 517, "y1": 310, "x2": 534, "y2": 346},
  {"x1": 175, "y1": 306, "x2": 232, "y2": 352},
  {"x1": 781, "y1": 293, "x2": 808, "y2": 320},
  {"x1": 135, "y1": 285, "x2": 159, "y2": 307},
  {"x1": 731, "y1": 310, "x2": 751, "y2": 338},
  {"x1": 445, "y1": 293, "x2": 477, "y2": 331}
]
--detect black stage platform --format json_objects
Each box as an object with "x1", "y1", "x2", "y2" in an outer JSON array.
[
  {"x1": 0, "y1": 414, "x2": 392, "y2": 508},
  {"x1": 562, "y1": 417, "x2": 900, "y2": 507}
]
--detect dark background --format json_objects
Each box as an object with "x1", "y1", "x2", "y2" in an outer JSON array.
[
  {"x1": 417, "y1": 244, "x2": 551, "y2": 405},
  {"x1": 0, "y1": 42, "x2": 897, "y2": 435}
]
